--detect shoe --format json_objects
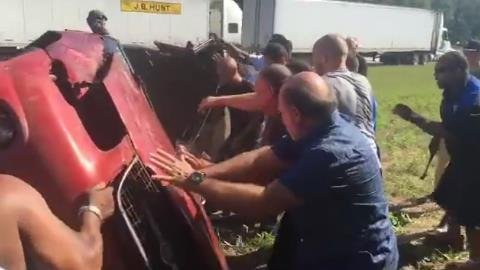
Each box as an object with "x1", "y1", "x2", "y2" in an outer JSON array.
[
  {"x1": 445, "y1": 260, "x2": 480, "y2": 270},
  {"x1": 424, "y1": 232, "x2": 465, "y2": 252}
]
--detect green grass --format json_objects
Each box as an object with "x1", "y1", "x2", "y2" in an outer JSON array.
[{"x1": 370, "y1": 64, "x2": 442, "y2": 198}]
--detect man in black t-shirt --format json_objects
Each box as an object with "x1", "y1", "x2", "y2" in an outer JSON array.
[{"x1": 210, "y1": 56, "x2": 259, "y2": 160}]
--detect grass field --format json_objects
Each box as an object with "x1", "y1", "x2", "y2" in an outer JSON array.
[{"x1": 370, "y1": 63, "x2": 442, "y2": 199}]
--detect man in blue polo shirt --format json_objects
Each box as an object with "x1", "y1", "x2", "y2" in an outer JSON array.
[
  {"x1": 151, "y1": 72, "x2": 398, "y2": 270},
  {"x1": 270, "y1": 72, "x2": 397, "y2": 269},
  {"x1": 432, "y1": 52, "x2": 480, "y2": 269},
  {"x1": 394, "y1": 52, "x2": 480, "y2": 269}
]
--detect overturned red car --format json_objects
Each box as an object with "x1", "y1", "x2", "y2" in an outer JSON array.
[{"x1": 0, "y1": 30, "x2": 228, "y2": 270}]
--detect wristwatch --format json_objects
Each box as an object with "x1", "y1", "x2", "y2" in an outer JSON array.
[{"x1": 187, "y1": 171, "x2": 206, "y2": 185}]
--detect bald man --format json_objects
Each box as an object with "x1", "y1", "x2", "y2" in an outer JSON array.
[
  {"x1": 151, "y1": 72, "x2": 398, "y2": 270},
  {"x1": 199, "y1": 64, "x2": 291, "y2": 145},
  {"x1": 199, "y1": 64, "x2": 290, "y2": 118},
  {"x1": 193, "y1": 55, "x2": 255, "y2": 160},
  {"x1": 346, "y1": 36, "x2": 368, "y2": 76},
  {"x1": 313, "y1": 34, "x2": 379, "y2": 163},
  {"x1": 208, "y1": 55, "x2": 254, "y2": 114},
  {"x1": 214, "y1": 55, "x2": 248, "y2": 90}
]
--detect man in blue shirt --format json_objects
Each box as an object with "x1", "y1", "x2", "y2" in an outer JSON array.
[
  {"x1": 433, "y1": 52, "x2": 480, "y2": 269},
  {"x1": 151, "y1": 72, "x2": 398, "y2": 270},
  {"x1": 394, "y1": 52, "x2": 480, "y2": 269}
]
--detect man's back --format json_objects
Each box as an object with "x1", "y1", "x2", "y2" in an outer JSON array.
[
  {"x1": 273, "y1": 113, "x2": 397, "y2": 269},
  {"x1": 323, "y1": 70, "x2": 378, "y2": 159}
]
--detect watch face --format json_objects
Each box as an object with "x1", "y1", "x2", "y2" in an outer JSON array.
[
  {"x1": 190, "y1": 172, "x2": 205, "y2": 184},
  {"x1": 192, "y1": 173, "x2": 201, "y2": 182}
]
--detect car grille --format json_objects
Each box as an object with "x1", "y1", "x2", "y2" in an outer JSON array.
[{"x1": 116, "y1": 156, "x2": 178, "y2": 270}]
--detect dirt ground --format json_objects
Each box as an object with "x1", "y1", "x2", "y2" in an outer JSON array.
[
  {"x1": 392, "y1": 198, "x2": 470, "y2": 270},
  {"x1": 215, "y1": 197, "x2": 472, "y2": 270}
]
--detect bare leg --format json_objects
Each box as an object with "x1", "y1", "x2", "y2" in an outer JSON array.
[
  {"x1": 442, "y1": 228, "x2": 480, "y2": 270},
  {"x1": 448, "y1": 221, "x2": 462, "y2": 239},
  {"x1": 467, "y1": 227, "x2": 480, "y2": 260},
  {"x1": 426, "y1": 214, "x2": 464, "y2": 252}
]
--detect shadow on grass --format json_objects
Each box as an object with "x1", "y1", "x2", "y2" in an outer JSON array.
[
  {"x1": 227, "y1": 248, "x2": 271, "y2": 270},
  {"x1": 390, "y1": 195, "x2": 432, "y2": 212}
]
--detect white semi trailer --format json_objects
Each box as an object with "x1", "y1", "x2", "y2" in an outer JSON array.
[
  {"x1": 242, "y1": 0, "x2": 453, "y2": 65},
  {"x1": 0, "y1": 0, "x2": 242, "y2": 51}
]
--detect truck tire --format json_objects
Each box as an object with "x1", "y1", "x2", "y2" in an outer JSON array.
[
  {"x1": 401, "y1": 53, "x2": 419, "y2": 65},
  {"x1": 412, "y1": 53, "x2": 419, "y2": 65},
  {"x1": 402, "y1": 53, "x2": 419, "y2": 65},
  {"x1": 419, "y1": 54, "x2": 426, "y2": 65},
  {"x1": 380, "y1": 53, "x2": 401, "y2": 65},
  {"x1": 379, "y1": 54, "x2": 388, "y2": 65}
]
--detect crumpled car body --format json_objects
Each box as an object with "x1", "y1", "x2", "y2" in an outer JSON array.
[{"x1": 0, "y1": 30, "x2": 228, "y2": 270}]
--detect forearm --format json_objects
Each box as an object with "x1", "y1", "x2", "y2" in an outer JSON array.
[
  {"x1": 217, "y1": 94, "x2": 261, "y2": 112},
  {"x1": 226, "y1": 43, "x2": 249, "y2": 62},
  {"x1": 404, "y1": 112, "x2": 443, "y2": 136},
  {"x1": 202, "y1": 149, "x2": 260, "y2": 180},
  {"x1": 420, "y1": 121, "x2": 444, "y2": 137},
  {"x1": 19, "y1": 207, "x2": 104, "y2": 270},
  {"x1": 78, "y1": 213, "x2": 104, "y2": 270},
  {"x1": 1, "y1": 176, "x2": 111, "y2": 270},
  {"x1": 187, "y1": 178, "x2": 272, "y2": 219},
  {"x1": 202, "y1": 147, "x2": 284, "y2": 183}
]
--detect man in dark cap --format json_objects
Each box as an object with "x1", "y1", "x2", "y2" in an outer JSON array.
[
  {"x1": 270, "y1": 34, "x2": 293, "y2": 58},
  {"x1": 85, "y1": 10, "x2": 137, "y2": 79},
  {"x1": 87, "y1": 10, "x2": 109, "y2": 36},
  {"x1": 262, "y1": 42, "x2": 289, "y2": 66}
]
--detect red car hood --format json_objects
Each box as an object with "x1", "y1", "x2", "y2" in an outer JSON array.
[
  {"x1": 0, "y1": 31, "x2": 172, "y2": 201},
  {"x1": 0, "y1": 31, "x2": 227, "y2": 269}
]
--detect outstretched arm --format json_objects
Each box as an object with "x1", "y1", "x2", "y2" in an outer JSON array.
[
  {"x1": 175, "y1": 142, "x2": 288, "y2": 185},
  {"x1": 199, "y1": 93, "x2": 262, "y2": 113},
  {"x1": 150, "y1": 151, "x2": 300, "y2": 220},
  {"x1": 224, "y1": 42, "x2": 250, "y2": 63},
  {"x1": 393, "y1": 103, "x2": 444, "y2": 136}
]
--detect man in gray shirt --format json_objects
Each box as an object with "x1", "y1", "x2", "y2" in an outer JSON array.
[{"x1": 312, "y1": 34, "x2": 378, "y2": 162}]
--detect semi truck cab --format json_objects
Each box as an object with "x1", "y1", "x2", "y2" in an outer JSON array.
[{"x1": 436, "y1": 27, "x2": 454, "y2": 58}]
